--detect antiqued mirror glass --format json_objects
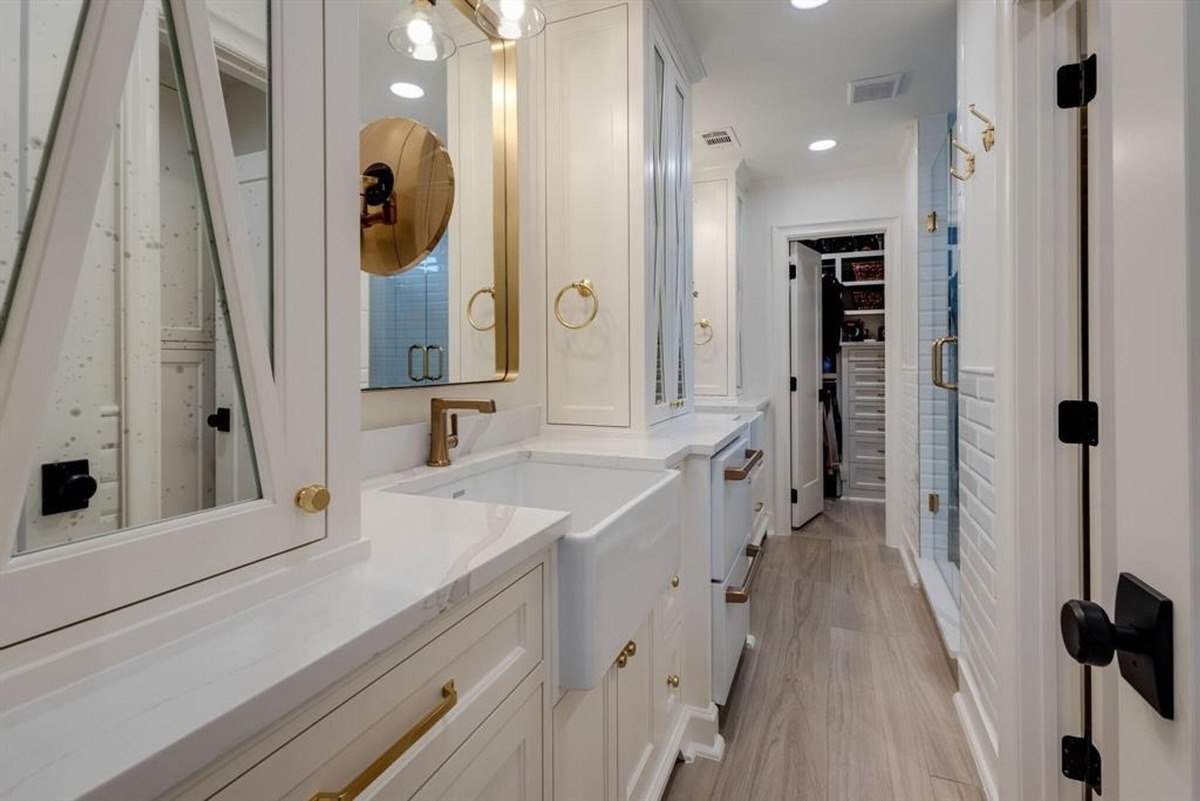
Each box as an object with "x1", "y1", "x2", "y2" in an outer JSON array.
[
  {"x1": 359, "y1": 0, "x2": 517, "y2": 389},
  {"x1": 13, "y1": 0, "x2": 271, "y2": 556}
]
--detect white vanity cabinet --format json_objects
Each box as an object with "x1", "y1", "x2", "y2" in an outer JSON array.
[
  {"x1": 554, "y1": 580, "x2": 685, "y2": 801},
  {"x1": 544, "y1": 1, "x2": 696, "y2": 429},
  {"x1": 169, "y1": 559, "x2": 553, "y2": 801},
  {"x1": 692, "y1": 162, "x2": 749, "y2": 401}
]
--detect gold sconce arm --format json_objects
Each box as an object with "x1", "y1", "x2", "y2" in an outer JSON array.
[
  {"x1": 554, "y1": 279, "x2": 599, "y2": 330},
  {"x1": 950, "y1": 138, "x2": 976, "y2": 182},
  {"x1": 969, "y1": 103, "x2": 996, "y2": 152}
]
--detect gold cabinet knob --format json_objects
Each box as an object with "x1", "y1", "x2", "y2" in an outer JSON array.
[
  {"x1": 666, "y1": 674, "x2": 680, "y2": 688},
  {"x1": 624, "y1": 640, "x2": 637, "y2": 657},
  {"x1": 670, "y1": 575, "x2": 680, "y2": 588},
  {"x1": 295, "y1": 484, "x2": 331, "y2": 514},
  {"x1": 615, "y1": 653, "x2": 628, "y2": 669},
  {"x1": 754, "y1": 502, "x2": 764, "y2": 512}
]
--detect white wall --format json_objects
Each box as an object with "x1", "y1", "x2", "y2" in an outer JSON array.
[
  {"x1": 741, "y1": 167, "x2": 906, "y2": 538},
  {"x1": 895, "y1": 139, "x2": 921, "y2": 561}
]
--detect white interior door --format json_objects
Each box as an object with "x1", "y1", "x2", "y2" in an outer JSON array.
[
  {"x1": 789, "y1": 242, "x2": 823, "y2": 527},
  {"x1": 1086, "y1": 2, "x2": 1197, "y2": 797}
]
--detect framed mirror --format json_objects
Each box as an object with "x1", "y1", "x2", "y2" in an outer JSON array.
[{"x1": 358, "y1": 1, "x2": 518, "y2": 389}]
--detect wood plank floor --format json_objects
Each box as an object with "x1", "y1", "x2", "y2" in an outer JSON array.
[{"x1": 662, "y1": 501, "x2": 983, "y2": 801}]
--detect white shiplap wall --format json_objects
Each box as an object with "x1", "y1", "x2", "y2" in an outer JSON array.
[{"x1": 957, "y1": 365, "x2": 998, "y2": 749}]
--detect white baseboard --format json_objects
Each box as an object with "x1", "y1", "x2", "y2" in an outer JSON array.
[
  {"x1": 678, "y1": 703, "x2": 725, "y2": 763},
  {"x1": 954, "y1": 667, "x2": 999, "y2": 801},
  {"x1": 898, "y1": 541, "x2": 919, "y2": 586},
  {"x1": 642, "y1": 704, "x2": 724, "y2": 801}
]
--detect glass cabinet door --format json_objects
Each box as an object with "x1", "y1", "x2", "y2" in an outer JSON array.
[{"x1": 0, "y1": 0, "x2": 329, "y2": 646}]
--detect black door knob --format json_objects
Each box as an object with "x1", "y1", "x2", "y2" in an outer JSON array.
[
  {"x1": 41, "y1": 459, "x2": 99, "y2": 516},
  {"x1": 61, "y1": 473, "x2": 99, "y2": 506},
  {"x1": 1060, "y1": 575, "x2": 1175, "y2": 720},
  {"x1": 206, "y1": 407, "x2": 232, "y2": 433},
  {"x1": 1060, "y1": 599, "x2": 1143, "y2": 667}
]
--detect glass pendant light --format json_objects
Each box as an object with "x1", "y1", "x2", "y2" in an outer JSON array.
[
  {"x1": 388, "y1": 0, "x2": 457, "y2": 63},
  {"x1": 474, "y1": 0, "x2": 546, "y2": 40}
]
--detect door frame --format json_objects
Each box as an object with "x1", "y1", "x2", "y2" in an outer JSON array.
[{"x1": 770, "y1": 216, "x2": 899, "y2": 538}]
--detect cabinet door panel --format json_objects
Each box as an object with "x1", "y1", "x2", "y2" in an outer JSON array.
[
  {"x1": 553, "y1": 675, "x2": 616, "y2": 801},
  {"x1": 616, "y1": 617, "x2": 654, "y2": 801},
  {"x1": 545, "y1": 6, "x2": 630, "y2": 427}
]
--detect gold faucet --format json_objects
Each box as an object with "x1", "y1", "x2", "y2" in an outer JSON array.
[{"x1": 428, "y1": 398, "x2": 497, "y2": 467}]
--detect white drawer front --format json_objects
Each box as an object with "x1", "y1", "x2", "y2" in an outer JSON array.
[
  {"x1": 848, "y1": 415, "x2": 887, "y2": 437},
  {"x1": 213, "y1": 568, "x2": 543, "y2": 801},
  {"x1": 850, "y1": 434, "x2": 886, "y2": 462},
  {"x1": 403, "y1": 676, "x2": 544, "y2": 801}
]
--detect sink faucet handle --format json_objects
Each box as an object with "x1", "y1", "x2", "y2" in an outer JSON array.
[{"x1": 448, "y1": 413, "x2": 460, "y2": 449}]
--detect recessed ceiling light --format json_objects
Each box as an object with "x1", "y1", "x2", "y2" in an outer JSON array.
[
  {"x1": 808, "y1": 138, "x2": 838, "y2": 152},
  {"x1": 790, "y1": 0, "x2": 830, "y2": 9},
  {"x1": 389, "y1": 81, "x2": 425, "y2": 99}
]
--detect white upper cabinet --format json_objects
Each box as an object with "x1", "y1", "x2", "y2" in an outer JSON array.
[
  {"x1": 692, "y1": 162, "x2": 747, "y2": 400},
  {"x1": 545, "y1": 1, "x2": 695, "y2": 429},
  {"x1": 0, "y1": 0, "x2": 341, "y2": 646}
]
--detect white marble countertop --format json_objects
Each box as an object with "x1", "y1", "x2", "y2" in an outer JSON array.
[
  {"x1": 0, "y1": 495, "x2": 569, "y2": 801},
  {"x1": 0, "y1": 411, "x2": 751, "y2": 801}
]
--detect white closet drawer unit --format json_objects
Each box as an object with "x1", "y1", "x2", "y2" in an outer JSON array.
[
  {"x1": 210, "y1": 568, "x2": 543, "y2": 801},
  {"x1": 848, "y1": 415, "x2": 887, "y2": 437},
  {"x1": 841, "y1": 345, "x2": 886, "y2": 501},
  {"x1": 750, "y1": 458, "x2": 769, "y2": 529},
  {"x1": 850, "y1": 434, "x2": 887, "y2": 462}
]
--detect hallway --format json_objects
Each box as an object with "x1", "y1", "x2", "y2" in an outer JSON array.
[{"x1": 663, "y1": 502, "x2": 984, "y2": 801}]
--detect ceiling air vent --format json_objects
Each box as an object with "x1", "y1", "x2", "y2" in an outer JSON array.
[
  {"x1": 847, "y1": 72, "x2": 906, "y2": 104},
  {"x1": 698, "y1": 126, "x2": 740, "y2": 149}
]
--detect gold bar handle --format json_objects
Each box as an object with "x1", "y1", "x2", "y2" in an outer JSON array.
[
  {"x1": 309, "y1": 680, "x2": 457, "y2": 801},
  {"x1": 554, "y1": 279, "x2": 599, "y2": 330},
  {"x1": 969, "y1": 103, "x2": 996, "y2": 152},
  {"x1": 726, "y1": 541, "x2": 766, "y2": 604},
  {"x1": 724, "y1": 449, "x2": 764, "y2": 481},
  {"x1": 466, "y1": 286, "x2": 496, "y2": 332},
  {"x1": 932, "y1": 336, "x2": 958, "y2": 391}
]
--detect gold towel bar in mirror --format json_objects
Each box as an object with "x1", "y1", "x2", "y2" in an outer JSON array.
[{"x1": 554, "y1": 279, "x2": 599, "y2": 330}]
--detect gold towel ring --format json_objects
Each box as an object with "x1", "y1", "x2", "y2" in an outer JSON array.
[
  {"x1": 950, "y1": 137, "x2": 976, "y2": 182},
  {"x1": 554, "y1": 279, "x2": 599, "y2": 330},
  {"x1": 467, "y1": 286, "x2": 496, "y2": 332},
  {"x1": 695, "y1": 319, "x2": 714, "y2": 346}
]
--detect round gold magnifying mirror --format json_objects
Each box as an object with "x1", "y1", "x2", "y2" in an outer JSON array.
[{"x1": 360, "y1": 117, "x2": 456, "y2": 276}]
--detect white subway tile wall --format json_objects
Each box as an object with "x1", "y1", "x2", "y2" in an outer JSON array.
[{"x1": 958, "y1": 366, "x2": 998, "y2": 742}]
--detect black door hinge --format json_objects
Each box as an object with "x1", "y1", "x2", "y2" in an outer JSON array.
[
  {"x1": 790, "y1": 376, "x2": 798, "y2": 392},
  {"x1": 1061, "y1": 735, "x2": 1102, "y2": 794},
  {"x1": 1058, "y1": 400, "x2": 1099, "y2": 446},
  {"x1": 789, "y1": 263, "x2": 797, "y2": 280},
  {"x1": 790, "y1": 488, "x2": 798, "y2": 504},
  {"x1": 1057, "y1": 53, "x2": 1098, "y2": 109}
]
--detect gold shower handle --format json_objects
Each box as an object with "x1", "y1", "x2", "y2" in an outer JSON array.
[
  {"x1": 969, "y1": 103, "x2": 996, "y2": 152},
  {"x1": 932, "y1": 336, "x2": 959, "y2": 391},
  {"x1": 950, "y1": 138, "x2": 976, "y2": 182}
]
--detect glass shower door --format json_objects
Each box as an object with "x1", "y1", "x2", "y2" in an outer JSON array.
[{"x1": 918, "y1": 115, "x2": 961, "y2": 629}]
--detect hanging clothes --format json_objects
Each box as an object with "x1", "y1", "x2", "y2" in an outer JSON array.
[{"x1": 821, "y1": 271, "x2": 845, "y2": 360}]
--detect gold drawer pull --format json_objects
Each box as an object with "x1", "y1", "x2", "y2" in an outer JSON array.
[
  {"x1": 310, "y1": 680, "x2": 457, "y2": 801},
  {"x1": 724, "y1": 449, "x2": 764, "y2": 481},
  {"x1": 554, "y1": 279, "x2": 599, "y2": 330},
  {"x1": 466, "y1": 286, "x2": 496, "y2": 331},
  {"x1": 726, "y1": 540, "x2": 766, "y2": 604}
]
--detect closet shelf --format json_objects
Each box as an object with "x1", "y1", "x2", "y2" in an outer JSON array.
[{"x1": 843, "y1": 280, "x2": 884, "y2": 288}]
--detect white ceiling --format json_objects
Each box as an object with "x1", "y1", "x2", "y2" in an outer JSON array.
[{"x1": 677, "y1": 0, "x2": 956, "y2": 183}]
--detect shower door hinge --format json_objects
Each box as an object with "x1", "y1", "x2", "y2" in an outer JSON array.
[
  {"x1": 928, "y1": 493, "x2": 940, "y2": 514},
  {"x1": 1058, "y1": 400, "x2": 1099, "y2": 446},
  {"x1": 1061, "y1": 735, "x2": 1102, "y2": 794},
  {"x1": 1057, "y1": 53, "x2": 1098, "y2": 109}
]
